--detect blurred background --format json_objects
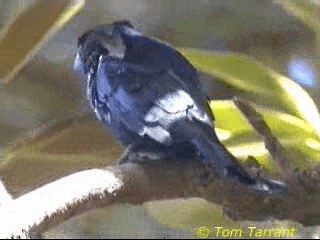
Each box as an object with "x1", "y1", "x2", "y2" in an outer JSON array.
[{"x1": 0, "y1": 0, "x2": 319, "y2": 238}]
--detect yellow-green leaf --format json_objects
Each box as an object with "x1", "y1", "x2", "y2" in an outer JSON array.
[
  {"x1": 276, "y1": 0, "x2": 320, "y2": 33},
  {"x1": 211, "y1": 100, "x2": 317, "y2": 139},
  {"x1": 0, "y1": 0, "x2": 85, "y2": 83},
  {"x1": 210, "y1": 100, "x2": 320, "y2": 172},
  {"x1": 146, "y1": 198, "x2": 238, "y2": 230},
  {"x1": 179, "y1": 48, "x2": 320, "y2": 139}
]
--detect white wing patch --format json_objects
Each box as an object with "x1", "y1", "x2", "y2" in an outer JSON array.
[
  {"x1": 155, "y1": 90, "x2": 195, "y2": 113},
  {"x1": 144, "y1": 89, "x2": 212, "y2": 127},
  {"x1": 145, "y1": 126, "x2": 172, "y2": 145}
]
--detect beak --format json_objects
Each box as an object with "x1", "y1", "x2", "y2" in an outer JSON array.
[{"x1": 73, "y1": 52, "x2": 84, "y2": 73}]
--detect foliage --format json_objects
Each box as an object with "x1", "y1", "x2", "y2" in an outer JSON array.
[{"x1": 1, "y1": 0, "x2": 320, "y2": 236}]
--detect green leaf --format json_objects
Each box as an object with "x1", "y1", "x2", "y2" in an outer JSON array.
[
  {"x1": 0, "y1": 116, "x2": 122, "y2": 195},
  {"x1": 211, "y1": 100, "x2": 320, "y2": 172},
  {"x1": 276, "y1": 0, "x2": 320, "y2": 33},
  {"x1": 212, "y1": 100, "x2": 317, "y2": 139},
  {"x1": 179, "y1": 48, "x2": 320, "y2": 139},
  {"x1": 146, "y1": 198, "x2": 239, "y2": 230},
  {"x1": 0, "y1": 0, "x2": 85, "y2": 83}
]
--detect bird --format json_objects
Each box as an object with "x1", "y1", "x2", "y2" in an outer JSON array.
[{"x1": 73, "y1": 20, "x2": 286, "y2": 194}]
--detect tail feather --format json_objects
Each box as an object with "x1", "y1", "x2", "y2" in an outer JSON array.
[
  {"x1": 174, "y1": 119, "x2": 287, "y2": 195},
  {"x1": 225, "y1": 165, "x2": 287, "y2": 194}
]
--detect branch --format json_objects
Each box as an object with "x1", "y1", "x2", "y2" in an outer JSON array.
[
  {"x1": 0, "y1": 156, "x2": 320, "y2": 238},
  {"x1": 233, "y1": 97, "x2": 295, "y2": 178},
  {"x1": 0, "y1": 168, "x2": 122, "y2": 238},
  {"x1": 0, "y1": 161, "x2": 201, "y2": 238},
  {"x1": 2, "y1": 100, "x2": 320, "y2": 238},
  {"x1": 233, "y1": 98, "x2": 319, "y2": 189}
]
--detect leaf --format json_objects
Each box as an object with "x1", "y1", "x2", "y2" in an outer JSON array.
[
  {"x1": 179, "y1": 48, "x2": 320, "y2": 138},
  {"x1": 146, "y1": 199, "x2": 295, "y2": 234},
  {"x1": 0, "y1": 115, "x2": 122, "y2": 196},
  {"x1": 146, "y1": 198, "x2": 238, "y2": 230},
  {"x1": 275, "y1": 0, "x2": 320, "y2": 33},
  {"x1": 211, "y1": 100, "x2": 317, "y2": 139},
  {"x1": 210, "y1": 100, "x2": 320, "y2": 171},
  {"x1": 0, "y1": 0, "x2": 85, "y2": 83}
]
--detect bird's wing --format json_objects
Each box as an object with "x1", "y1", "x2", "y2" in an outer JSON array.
[
  {"x1": 122, "y1": 35, "x2": 207, "y2": 105},
  {"x1": 96, "y1": 62, "x2": 211, "y2": 145}
]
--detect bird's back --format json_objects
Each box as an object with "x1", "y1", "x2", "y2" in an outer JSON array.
[{"x1": 95, "y1": 52, "x2": 212, "y2": 146}]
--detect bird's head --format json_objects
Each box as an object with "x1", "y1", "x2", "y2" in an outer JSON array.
[{"x1": 73, "y1": 20, "x2": 139, "y2": 75}]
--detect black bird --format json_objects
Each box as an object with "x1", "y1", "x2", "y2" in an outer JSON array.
[{"x1": 73, "y1": 21, "x2": 286, "y2": 194}]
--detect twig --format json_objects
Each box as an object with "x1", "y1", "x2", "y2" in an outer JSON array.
[{"x1": 233, "y1": 97, "x2": 295, "y2": 178}]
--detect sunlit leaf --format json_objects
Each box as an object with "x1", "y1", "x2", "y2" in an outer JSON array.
[
  {"x1": 209, "y1": 100, "x2": 320, "y2": 172},
  {"x1": 211, "y1": 100, "x2": 317, "y2": 139},
  {"x1": 180, "y1": 48, "x2": 320, "y2": 138},
  {"x1": 276, "y1": 75, "x2": 320, "y2": 138},
  {"x1": 275, "y1": 0, "x2": 320, "y2": 33},
  {"x1": 227, "y1": 138, "x2": 320, "y2": 173},
  {"x1": 0, "y1": 0, "x2": 85, "y2": 83}
]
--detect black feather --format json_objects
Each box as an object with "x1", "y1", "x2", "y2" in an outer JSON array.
[{"x1": 74, "y1": 21, "x2": 287, "y2": 195}]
